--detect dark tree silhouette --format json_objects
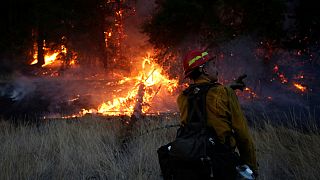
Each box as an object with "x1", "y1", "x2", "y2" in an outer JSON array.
[{"x1": 142, "y1": 0, "x2": 289, "y2": 48}]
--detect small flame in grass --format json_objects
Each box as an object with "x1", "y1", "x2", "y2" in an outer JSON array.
[{"x1": 293, "y1": 83, "x2": 307, "y2": 92}]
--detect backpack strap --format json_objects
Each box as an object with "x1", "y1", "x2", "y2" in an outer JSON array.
[
  {"x1": 183, "y1": 82, "x2": 235, "y2": 153},
  {"x1": 183, "y1": 83, "x2": 220, "y2": 136}
]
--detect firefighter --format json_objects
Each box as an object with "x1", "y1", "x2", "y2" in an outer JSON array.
[{"x1": 177, "y1": 49, "x2": 258, "y2": 179}]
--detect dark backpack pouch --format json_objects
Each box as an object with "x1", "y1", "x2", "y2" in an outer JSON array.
[
  {"x1": 157, "y1": 83, "x2": 239, "y2": 180},
  {"x1": 157, "y1": 125, "x2": 213, "y2": 179},
  {"x1": 157, "y1": 127, "x2": 239, "y2": 180}
]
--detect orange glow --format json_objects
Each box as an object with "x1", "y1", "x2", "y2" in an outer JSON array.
[{"x1": 293, "y1": 83, "x2": 307, "y2": 92}]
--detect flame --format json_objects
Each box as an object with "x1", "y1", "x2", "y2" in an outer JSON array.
[
  {"x1": 42, "y1": 52, "x2": 60, "y2": 67},
  {"x1": 80, "y1": 52, "x2": 179, "y2": 116},
  {"x1": 30, "y1": 59, "x2": 38, "y2": 65},
  {"x1": 30, "y1": 40, "x2": 78, "y2": 69},
  {"x1": 30, "y1": 42, "x2": 38, "y2": 65},
  {"x1": 293, "y1": 83, "x2": 307, "y2": 92}
]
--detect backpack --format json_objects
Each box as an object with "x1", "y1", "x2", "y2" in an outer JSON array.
[{"x1": 157, "y1": 83, "x2": 239, "y2": 180}]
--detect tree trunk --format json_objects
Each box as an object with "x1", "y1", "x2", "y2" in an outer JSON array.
[{"x1": 36, "y1": 24, "x2": 45, "y2": 67}]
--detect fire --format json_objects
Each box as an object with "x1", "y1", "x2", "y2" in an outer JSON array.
[
  {"x1": 42, "y1": 52, "x2": 60, "y2": 67},
  {"x1": 279, "y1": 73, "x2": 288, "y2": 84},
  {"x1": 273, "y1": 65, "x2": 288, "y2": 84},
  {"x1": 30, "y1": 40, "x2": 77, "y2": 68},
  {"x1": 80, "y1": 52, "x2": 179, "y2": 116},
  {"x1": 293, "y1": 83, "x2": 307, "y2": 92},
  {"x1": 242, "y1": 87, "x2": 258, "y2": 99}
]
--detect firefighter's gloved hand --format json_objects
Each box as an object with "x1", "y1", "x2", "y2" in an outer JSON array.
[
  {"x1": 253, "y1": 170, "x2": 259, "y2": 179},
  {"x1": 229, "y1": 74, "x2": 247, "y2": 91}
]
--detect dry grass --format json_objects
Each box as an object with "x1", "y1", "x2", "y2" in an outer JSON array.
[
  {"x1": 0, "y1": 114, "x2": 319, "y2": 180},
  {"x1": 253, "y1": 124, "x2": 320, "y2": 180}
]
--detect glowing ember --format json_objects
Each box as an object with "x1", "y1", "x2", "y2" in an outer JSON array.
[
  {"x1": 243, "y1": 87, "x2": 258, "y2": 99},
  {"x1": 273, "y1": 65, "x2": 279, "y2": 73},
  {"x1": 293, "y1": 83, "x2": 307, "y2": 92},
  {"x1": 273, "y1": 65, "x2": 288, "y2": 84},
  {"x1": 279, "y1": 73, "x2": 288, "y2": 84},
  {"x1": 294, "y1": 74, "x2": 304, "y2": 79}
]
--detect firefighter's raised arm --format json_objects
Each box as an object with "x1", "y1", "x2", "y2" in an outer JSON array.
[{"x1": 229, "y1": 74, "x2": 247, "y2": 91}]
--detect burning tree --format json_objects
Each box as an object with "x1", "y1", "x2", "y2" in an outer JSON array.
[{"x1": 74, "y1": 52, "x2": 179, "y2": 119}]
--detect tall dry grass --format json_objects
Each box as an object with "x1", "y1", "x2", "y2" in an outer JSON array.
[{"x1": 0, "y1": 114, "x2": 319, "y2": 180}]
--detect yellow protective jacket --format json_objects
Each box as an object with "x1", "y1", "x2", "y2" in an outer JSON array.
[{"x1": 177, "y1": 78, "x2": 258, "y2": 171}]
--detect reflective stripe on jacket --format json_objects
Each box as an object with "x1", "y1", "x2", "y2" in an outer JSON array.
[{"x1": 177, "y1": 78, "x2": 257, "y2": 171}]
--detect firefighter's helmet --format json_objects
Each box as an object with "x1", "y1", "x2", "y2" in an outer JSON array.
[{"x1": 183, "y1": 49, "x2": 213, "y2": 78}]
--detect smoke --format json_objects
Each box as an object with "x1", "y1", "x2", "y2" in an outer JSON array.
[
  {"x1": 0, "y1": 68, "x2": 110, "y2": 120},
  {"x1": 214, "y1": 36, "x2": 320, "y2": 124},
  {"x1": 0, "y1": 76, "x2": 36, "y2": 101},
  {"x1": 122, "y1": 0, "x2": 156, "y2": 60}
]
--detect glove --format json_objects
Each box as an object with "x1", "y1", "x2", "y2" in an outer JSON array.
[
  {"x1": 253, "y1": 170, "x2": 259, "y2": 179},
  {"x1": 229, "y1": 74, "x2": 247, "y2": 91}
]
